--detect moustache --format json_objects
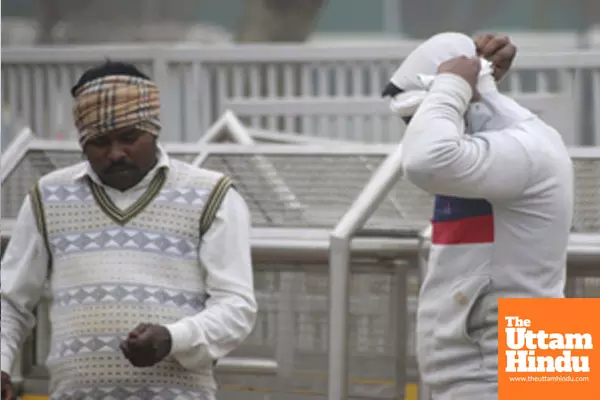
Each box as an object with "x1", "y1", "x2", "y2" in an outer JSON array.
[{"x1": 104, "y1": 162, "x2": 137, "y2": 174}]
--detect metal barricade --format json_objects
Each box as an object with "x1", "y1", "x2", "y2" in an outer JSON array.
[
  {"x1": 2, "y1": 134, "x2": 427, "y2": 398},
  {"x1": 3, "y1": 45, "x2": 600, "y2": 145},
  {"x1": 1, "y1": 131, "x2": 599, "y2": 399}
]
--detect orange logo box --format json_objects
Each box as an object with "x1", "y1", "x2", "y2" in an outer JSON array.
[{"x1": 498, "y1": 298, "x2": 600, "y2": 400}]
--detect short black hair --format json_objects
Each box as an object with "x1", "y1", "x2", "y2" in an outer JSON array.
[{"x1": 71, "y1": 60, "x2": 151, "y2": 97}]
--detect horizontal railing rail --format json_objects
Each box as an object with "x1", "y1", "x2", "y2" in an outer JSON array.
[{"x1": 3, "y1": 45, "x2": 600, "y2": 145}]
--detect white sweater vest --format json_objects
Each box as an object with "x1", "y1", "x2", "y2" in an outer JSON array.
[{"x1": 31, "y1": 160, "x2": 228, "y2": 399}]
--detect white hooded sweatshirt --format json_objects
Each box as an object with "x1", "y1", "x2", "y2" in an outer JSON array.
[{"x1": 387, "y1": 33, "x2": 574, "y2": 398}]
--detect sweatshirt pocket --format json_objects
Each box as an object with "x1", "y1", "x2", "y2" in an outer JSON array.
[{"x1": 416, "y1": 275, "x2": 492, "y2": 388}]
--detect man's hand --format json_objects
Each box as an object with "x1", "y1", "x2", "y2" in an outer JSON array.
[
  {"x1": 120, "y1": 323, "x2": 173, "y2": 367},
  {"x1": 438, "y1": 56, "x2": 482, "y2": 93},
  {"x1": 474, "y1": 33, "x2": 517, "y2": 82},
  {"x1": 1, "y1": 371, "x2": 15, "y2": 400}
]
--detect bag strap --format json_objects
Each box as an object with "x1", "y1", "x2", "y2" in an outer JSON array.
[{"x1": 199, "y1": 175, "x2": 233, "y2": 236}]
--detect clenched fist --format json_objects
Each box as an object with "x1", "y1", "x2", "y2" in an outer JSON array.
[
  {"x1": 474, "y1": 33, "x2": 517, "y2": 81},
  {"x1": 120, "y1": 323, "x2": 173, "y2": 367}
]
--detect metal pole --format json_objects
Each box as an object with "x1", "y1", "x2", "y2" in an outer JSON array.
[
  {"x1": 0, "y1": 127, "x2": 35, "y2": 183},
  {"x1": 393, "y1": 260, "x2": 408, "y2": 400},
  {"x1": 215, "y1": 357, "x2": 278, "y2": 375},
  {"x1": 576, "y1": 4, "x2": 593, "y2": 145},
  {"x1": 332, "y1": 143, "x2": 405, "y2": 237},
  {"x1": 275, "y1": 271, "x2": 296, "y2": 391},
  {"x1": 417, "y1": 227, "x2": 432, "y2": 400},
  {"x1": 328, "y1": 142, "x2": 406, "y2": 399},
  {"x1": 383, "y1": 0, "x2": 401, "y2": 34},
  {"x1": 328, "y1": 236, "x2": 352, "y2": 400}
]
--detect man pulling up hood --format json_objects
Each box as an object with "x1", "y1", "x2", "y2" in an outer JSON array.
[{"x1": 384, "y1": 32, "x2": 574, "y2": 400}]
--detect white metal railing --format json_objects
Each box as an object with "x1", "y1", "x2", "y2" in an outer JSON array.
[
  {"x1": 328, "y1": 143, "x2": 411, "y2": 400},
  {"x1": 2, "y1": 44, "x2": 600, "y2": 145},
  {"x1": 2, "y1": 131, "x2": 600, "y2": 398},
  {"x1": 0, "y1": 131, "x2": 287, "y2": 391},
  {"x1": 0, "y1": 132, "x2": 416, "y2": 398}
]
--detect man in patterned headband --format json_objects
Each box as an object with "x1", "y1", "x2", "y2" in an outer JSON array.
[
  {"x1": 71, "y1": 64, "x2": 163, "y2": 191},
  {"x1": 1, "y1": 61, "x2": 257, "y2": 400}
]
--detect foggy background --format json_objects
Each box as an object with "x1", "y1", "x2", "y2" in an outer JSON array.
[
  {"x1": 2, "y1": 3, "x2": 600, "y2": 399},
  {"x1": 2, "y1": 0, "x2": 600, "y2": 47}
]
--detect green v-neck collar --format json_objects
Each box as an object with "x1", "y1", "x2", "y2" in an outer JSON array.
[{"x1": 87, "y1": 167, "x2": 167, "y2": 226}]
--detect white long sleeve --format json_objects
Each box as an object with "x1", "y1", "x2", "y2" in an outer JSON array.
[
  {"x1": 1, "y1": 195, "x2": 49, "y2": 374},
  {"x1": 401, "y1": 73, "x2": 534, "y2": 200},
  {"x1": 165, "y1": 188, "x2": 257, "y2": 369}
]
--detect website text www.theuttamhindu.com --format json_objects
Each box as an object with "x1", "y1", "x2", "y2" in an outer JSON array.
[{"x1": 508, "y1": 375, "x2": 590, "y2": 383}]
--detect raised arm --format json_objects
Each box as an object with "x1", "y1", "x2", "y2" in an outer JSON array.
[{"x1": 401, "y1": 70, "x2": 533, "y2": 200}]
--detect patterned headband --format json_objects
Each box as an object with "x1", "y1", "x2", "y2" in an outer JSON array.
[{"x1": 72, "y1": 75, "x2": 162, "y2": 146}]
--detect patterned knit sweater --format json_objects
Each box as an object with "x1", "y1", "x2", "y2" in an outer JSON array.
[{"x1": 31, "y1": 160, "x2": 227, "y2": 399}]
